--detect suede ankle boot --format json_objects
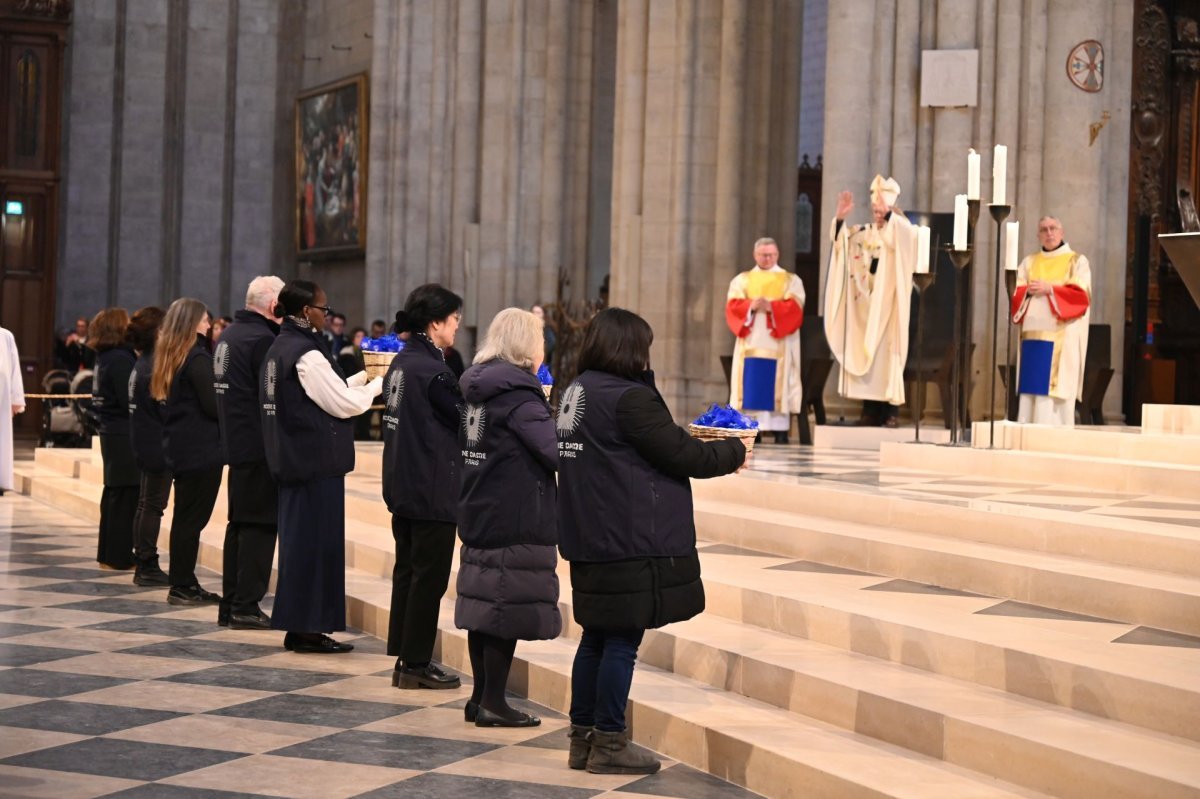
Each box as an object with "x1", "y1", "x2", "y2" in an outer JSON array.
[
  {"x1": 567, "y1": 725, "x2": 592, "y2": 770},
  {"x1": 585, "y1": 729, "x2": 661, "y2": 775}
]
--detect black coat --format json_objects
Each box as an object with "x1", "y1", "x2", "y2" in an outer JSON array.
[
  {"x1": 558, "y1": 370, "x2": 745, "y2": 631},
  {"x1": 454, "y1": 360, "x2": 561, "y2": 641}
]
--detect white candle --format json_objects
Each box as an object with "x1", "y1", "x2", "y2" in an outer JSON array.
[
  {"x1": 992, "y1": 144, "x2": 1007, "y2": 205},
  {"x1": 1005, "y1": 221, "x2": 1020, "y2": 272},
  {"x1": 916, "y1": 225, "x2": 930, "y2": 273},
  {"x1": 967, "y1": 149, "x2": 980, "y2": 201},
  {"x1": 953, "y1": 194, "x2": 968, "y2": 251}
]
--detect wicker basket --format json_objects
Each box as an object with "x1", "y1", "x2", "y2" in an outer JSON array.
[
  {"x1": 542, "y1": 384, "x2": 553, "y2": 400},
  {"x1": 362, "y1": 351, "x2": 397, "y2": 380},
  {"x1": 687, "y1": 423, "x2": 757, "y2": 455}
]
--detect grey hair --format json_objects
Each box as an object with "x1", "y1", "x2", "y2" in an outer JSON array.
[
  {"x1": 474, "y1": 308, "x2": 544, "y2": 370},
  {"x1": 245, "y1": 275, "x2": 285, "y2": 313},
  {"x1": 753, "y1": 237, "x2": 778, "y2": 250}
]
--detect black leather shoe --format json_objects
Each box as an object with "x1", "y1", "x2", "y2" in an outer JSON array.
[
  {"x1": 229, "y1": 608, "x2": 272, "y2": 630},
  {"x1": 392, "y1": 662, "x2": 461, "y2": 689},
  {"x1": 283, "y1": 633, "x2": 354, "y2": 654},
  {"x1": 464, "y1": 701, "x2": 479, "y2": 722},
  {"x1": 475, "y1": 707, "x2": 541, "y2": 728},
  {"x1": 133, "y1": 560, "x2": 170, "y2": 587},
  {"x1": 167, "y1": 584, "x2": 221, "y2": 606},
  {"x1": 217, "y1": 604, "x2": 230, "y2": 627},
  {"x1": 773, "y1": 431, "x2": 790, "y2": 445}
]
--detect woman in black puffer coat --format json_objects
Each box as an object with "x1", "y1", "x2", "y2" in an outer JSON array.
[{"x1": 456, "y1": 308, "x2": 560, "y2": 728}]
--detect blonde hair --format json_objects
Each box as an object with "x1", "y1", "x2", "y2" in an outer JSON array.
[
  {"x1": 151, "y1": 298, "x2": 208, "y2": 401},
  {"x1": 474, "y1": 308, "x2": 544, "y2": 370}
]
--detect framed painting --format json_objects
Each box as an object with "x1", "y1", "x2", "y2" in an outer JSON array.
[{"x1": 295, "y1": 73, "x2": 368, "y2": 260}]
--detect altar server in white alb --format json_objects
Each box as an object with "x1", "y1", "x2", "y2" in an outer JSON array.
[
  {"x1": 0, "y1": 326, "x2": 24, "y2": 493},
  {"x1": 1010, "y1": 216, "x2": 1091, "y2": 426},
  {"x1": 824, "y1": 175, "x2": 918, "y2": 427}
]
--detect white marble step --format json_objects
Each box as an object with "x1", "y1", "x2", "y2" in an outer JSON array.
[
  {"x1": 880, "y1": 441, "x2": 1200, "y2": 500},
  {"x1": 971, "y1": 421, "x2": 1200, "y2": 467},
  {"x1": 690, "y1": 496, "x2": 1200, "y2": 636},
  {"x1": 1143, "y1": 404, "x2": 1200, "y2": 436},
  {"x1": 693, "y1": 471, "x2": 1200, "y2": 579}
]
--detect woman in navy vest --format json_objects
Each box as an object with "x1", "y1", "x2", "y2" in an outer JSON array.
[
  {"x1": 557, "y1": 308, "x2": 747, "y2": 774},
  {"x1": 456, "y1": 308, "x2": 560, "y2": 727},
  {"x1": 260, "y1": 280, "x2": 382, "y2": 653},
  {"x1": 89, "y1": 307, "x2": 139, "y2": 570},
  {"x1": 126, "y1": 306, "x2": 170, "y2": 586},
  {"x1": 382, "y1": 284, "x2": 465, "y2": 689},
  {"x1": 151, "y1": 298, "x2": 224, "y2": 606}
]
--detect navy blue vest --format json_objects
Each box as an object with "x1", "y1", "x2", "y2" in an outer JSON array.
[
  {"x1": 163, "y1": 337, "x2": 223, "y2": 474},
  {"x1": 92, "y1": 347, "x2": 135, "y2": 436},
  {"x1": 381, "y1": 335, "x2": 461, "y2": 522},
  {"x1": 215, "y1": 310, "x2": 278, "y2": 466},
  {"x1": 260, "y1": 320, "x2": 355, "y2": 485},
  {"x1": 458, "y1": 361, "x2": 556, "y2": 549},
  {"x1": 556, "y1": 370, "x2": 697, "y2": 562},
  {"x1": 128, "y1": 352, "x2": 166, "y2": 472}
]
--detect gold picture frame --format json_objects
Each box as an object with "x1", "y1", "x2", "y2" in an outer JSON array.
[{"x1": 295, "y1": 73, "x2": 368, "y2": 260}]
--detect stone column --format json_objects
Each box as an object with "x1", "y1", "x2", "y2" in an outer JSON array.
[{"x1": 610, "y1": 0, "x2": 802, "y2": 416}]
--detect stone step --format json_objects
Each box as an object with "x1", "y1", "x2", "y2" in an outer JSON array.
[
  {"x1": 19, "y1": 459, "x2": 1200, "y2": 743},
  {"x1": 330, "y1": 483, "x2": 1200, "y2": 746},
  {"x1": 880, "y1": 441, "x2": 1200, "y2": 501},
  {"x1": 971, "y1": 421, "x2": 1200, "y2": 467},
  {"x1": 813, "y1": 424, "x2": 952, "y2": 450},
  {"x1": 1143, "y1": 404, "x2": 1200, "y2": 436},
  {"x1": 16, "y1": 464, "x2": 1198, "y2": 796},
  {"x1": 693, "y1": 472, "x2": 1200, "y2": 580},
  {"x1": 691, "y1": 496, "x2": 1200, "y2": 636}
]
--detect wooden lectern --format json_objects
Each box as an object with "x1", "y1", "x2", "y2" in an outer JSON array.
[{"x1": 1158, "y1": 233, "x2": 1200, "y2": 306}]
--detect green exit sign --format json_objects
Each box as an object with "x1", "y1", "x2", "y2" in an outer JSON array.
[{"x1": 4, "y1": 201, "x2": 22, "y2": 216}]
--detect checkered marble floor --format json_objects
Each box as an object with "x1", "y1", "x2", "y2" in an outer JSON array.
[
  {"x1": 0, "y1": 495, "x2": 760, "y2": 799},
  {"x1": 745, "y1": 443, "x2": 1200, "y2": 528}
]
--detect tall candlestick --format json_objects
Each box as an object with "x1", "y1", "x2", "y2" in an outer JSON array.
[
  {"x1": 993, "y1": 144, "x2": 1008, "y2": 205},
  {"x1": 967, "y1": 149, "x2": 981, "y2": 201},
  {"x1": 953, "y1": 194, "x2": 968, "y2": 250},
  {"x1": 916, "y1": 225, "x2": 930, "y2": 273},
  {"x1": 1005, "y1": 221, "x2": 1020, "y2": 272}
]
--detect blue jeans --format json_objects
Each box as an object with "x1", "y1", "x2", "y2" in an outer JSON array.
[{"x1": 569, "y1": 627, "x2": 645, "y2": 732}]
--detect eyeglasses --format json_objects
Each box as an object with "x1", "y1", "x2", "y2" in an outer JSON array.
[{"x1": 308, "y1": 305, "x2": 334, "y2": 316}]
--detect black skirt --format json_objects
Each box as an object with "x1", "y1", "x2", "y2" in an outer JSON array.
[{"x1": 271, "y1": 476, "x2": 346, "y2": 633}]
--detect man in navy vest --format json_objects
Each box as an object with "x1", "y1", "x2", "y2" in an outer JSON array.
[{"x1": 214, "y1": 276, "x2": 284, "y2": 629}]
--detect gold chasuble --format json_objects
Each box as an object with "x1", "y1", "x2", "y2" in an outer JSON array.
[{"x1": 725, "y1": 266, "x2": 805, "y2": 432}]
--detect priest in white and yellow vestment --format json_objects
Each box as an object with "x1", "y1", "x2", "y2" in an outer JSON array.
[
  {"x1": 824, "y1": 176, "x2": 918, "y2": 426},
  {"x1": 725, "y1": 238, "x2": 805, "y2": 443},
  {"x1": 1010, "y1": 216, "x2": 1091, "y2": 426}
]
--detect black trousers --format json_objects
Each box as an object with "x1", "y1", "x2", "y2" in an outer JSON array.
[
  {"x1": 97, "y1": 486, "x2": 138, "y2": 568},
  {"x1": 98, "y1": 434, "x2": 139, "y2": 569},
  {"x1": 168, "y1": 466, "x2": 223, "y2": 588},
  {"x1": 133, "y1": 470, "x2": 171, "y2": 563},
  {"x1": 222, "y1": 461, "x2": 278, "y2": 614},
  {"x1": 388, "y1": 515, "x2": 457, "y2": 664}
]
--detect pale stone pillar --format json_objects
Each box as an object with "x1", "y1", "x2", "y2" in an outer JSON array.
[
  {"x1": 818, "y1": 0, "x2": 874, "y2": 288},
  {"x1": 610, "y1": 0, "x2": 802, "y2": 416}
]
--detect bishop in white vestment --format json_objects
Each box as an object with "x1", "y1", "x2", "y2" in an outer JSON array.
[{"x1": 824, "y1": 176, "x2": 918, "y2": 426}]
